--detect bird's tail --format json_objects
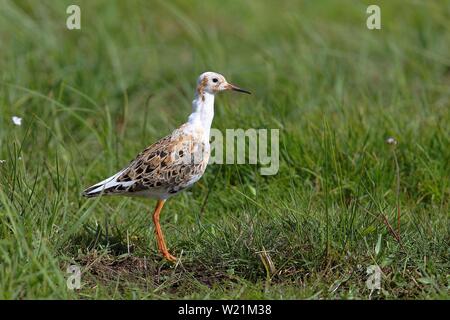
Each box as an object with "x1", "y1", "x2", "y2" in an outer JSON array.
[
  {"x1": 82, "y1": 184, "x2": 105, "y2": 198},
  {"x1": 82, "y1": 169, "x2": 130, "y2": 198}
]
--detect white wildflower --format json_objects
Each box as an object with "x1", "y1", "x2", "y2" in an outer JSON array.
[
  {"x1": 386, "y1": 137, "x2": 398, "y2": 145},
  {"x1": 12, "y1": 116, "x2": 22, "y2": 126}
]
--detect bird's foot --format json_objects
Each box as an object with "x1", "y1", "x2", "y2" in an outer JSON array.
[{"x1": 163, "y1": 251, "x2": 177, "y2": 263}]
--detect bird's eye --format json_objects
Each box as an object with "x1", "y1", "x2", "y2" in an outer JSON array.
[{"x1": 212, "y1": 78, "x2": 218, "y2": 83}]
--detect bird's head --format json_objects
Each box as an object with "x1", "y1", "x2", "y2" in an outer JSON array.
[{"x1": 196, "y1": 71, "x2": 251, "y2": 96}]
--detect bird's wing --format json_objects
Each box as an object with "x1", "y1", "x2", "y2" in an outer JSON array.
[{"x1": 82, "y1": 129, "x2": 207, "y2": 197}]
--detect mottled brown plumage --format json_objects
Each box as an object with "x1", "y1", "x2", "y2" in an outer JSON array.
[{"x1": 83, "y1": 126, "x2": 209, "y2": 199}]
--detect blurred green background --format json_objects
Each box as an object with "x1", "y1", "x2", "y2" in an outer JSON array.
[{"x1": 0, "y1": 0, "x2": 448, "y2": 299}]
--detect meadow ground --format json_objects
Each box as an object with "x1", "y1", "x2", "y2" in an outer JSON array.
[{"x1": 0, "y1": 0, "x2": 448, "y2": 299}]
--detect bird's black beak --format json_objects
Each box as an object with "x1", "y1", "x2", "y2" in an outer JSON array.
[{"x1": 227, "y1": 83, "x2": 251, "y2": 94}]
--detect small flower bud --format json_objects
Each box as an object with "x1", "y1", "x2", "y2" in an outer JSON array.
[{"x1": 386, "y1": 137, "x2": 398, "y2": 145}]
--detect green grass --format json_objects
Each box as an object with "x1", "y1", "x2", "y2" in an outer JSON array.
[{"x1": 0, "y1": 0, "x2": 449, "y2": 299}]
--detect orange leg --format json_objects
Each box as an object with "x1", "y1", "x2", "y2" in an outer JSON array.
[{"x1": 152, "y1": 199, "x2": 177, "y2": 263}]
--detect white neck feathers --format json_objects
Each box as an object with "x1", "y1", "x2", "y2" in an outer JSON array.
[{"x1": 187, "y1": 91, "x2": 215, "y2": 137}]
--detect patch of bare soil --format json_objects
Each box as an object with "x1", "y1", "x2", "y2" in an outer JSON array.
[{"x1": 72, "y1": 250, "x2": 236, "y2": 294}]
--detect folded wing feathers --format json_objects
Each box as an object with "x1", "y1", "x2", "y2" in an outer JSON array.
[{"x1": 82, "y1": 169, "x2": 133, "y2": 197}]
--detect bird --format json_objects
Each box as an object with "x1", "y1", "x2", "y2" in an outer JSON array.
[{"x1": 82, "y1": 71, "x2": 251, "y2": 262}]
